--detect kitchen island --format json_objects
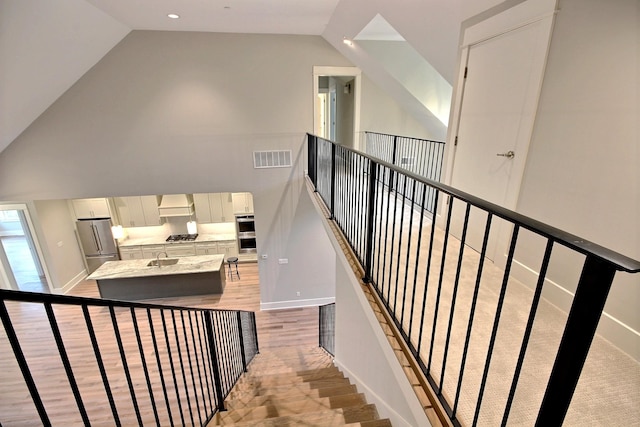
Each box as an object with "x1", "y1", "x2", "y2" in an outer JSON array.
[{"x1": 87, "y1": 254, "x2": 226, "y2": 300}]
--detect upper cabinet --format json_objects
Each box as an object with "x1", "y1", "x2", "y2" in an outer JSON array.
[
  {"x1": 71, "y1": 198, "x2": 112, "y2": 219},
  {"x1": 114, "y1": 196, "x2": 161, "y2": 227},
  {"x1": 194, "y1": 193, "x2": 234, "y2": 223},
  {"x1": 232, "y1": 192, "x2": 254, "y2": 214}
]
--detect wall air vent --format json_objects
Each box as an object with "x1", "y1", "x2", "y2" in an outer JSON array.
[{"x1": 253, "y1": 150, "x2": 292, "y2": 169}]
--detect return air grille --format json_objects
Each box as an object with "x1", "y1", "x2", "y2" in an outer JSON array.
[{"x1": 253, "y1": 150, "x2": 292, "y2": 169}]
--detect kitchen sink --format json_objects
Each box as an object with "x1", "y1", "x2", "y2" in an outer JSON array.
[{"x1": 147, "y1": 258, "x2": 179, "y2": 267}]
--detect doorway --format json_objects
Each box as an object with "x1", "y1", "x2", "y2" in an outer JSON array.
[
  {"x1": 0, "y1": 206, "x2": 50, "y2": 293},
  {"x1": 313, "y1": 66, "x2": 361, "y2": 148}
]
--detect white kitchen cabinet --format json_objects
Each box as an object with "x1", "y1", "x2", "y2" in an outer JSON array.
[
  {"x1": 72, "y1": 198, "x2": 111, "y2": 219},
  {"x1": 211, "y1": 193, "x2": 234, "y2": 222},
  {"x1": 232, "y1": 192, "x2": 254, "y2": 214},
  {"x1": 141, "y1": 244, "x2": 166, "y2": 259},
  {"x1": 165, "y1": 243, "x2": 196, "y2": 258},
  {"x1": 115, "y1": 196, "x2": 161, "y2": 227},
  {"x1": 119, "y1": 246, "x2": 143, "y2": 260},
  {"x1": 217, "y1": 240, "x2": 239, "y2": 260},
  {"x1": 194, "y1": 193, "x2": 234, "y2": 223},
  {"x1": 193, "y1": 193, "x2": 213, "y2": 223},
  {"x1": 195, "y1": 242, "x2": 218, "y2": 255}
]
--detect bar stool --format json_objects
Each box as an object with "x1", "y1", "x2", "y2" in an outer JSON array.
[{"x1": 227, "y1": 257, "x2": 240, "y2": 281}]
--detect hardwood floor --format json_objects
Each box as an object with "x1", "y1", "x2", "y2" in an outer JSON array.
[{"x1": 0, "y1": 263, "x2": 322, "y2": 426}]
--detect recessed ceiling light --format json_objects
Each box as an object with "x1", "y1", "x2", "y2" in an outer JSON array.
[
  {"x1": 167, "y1": 13, "x2": 180, "y2": 19},
  {"x1": 343, "y1": 38, "x2": 353, "y2": 46}
]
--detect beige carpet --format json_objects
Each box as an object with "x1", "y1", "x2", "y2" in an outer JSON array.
[{"x1": 343, "y1": 185, "x2": 640, "y2": 426}]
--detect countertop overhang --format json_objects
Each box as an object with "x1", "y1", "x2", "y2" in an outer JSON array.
[{"x1": 87, "y1": 254, "x2": 225, "y2": 281}]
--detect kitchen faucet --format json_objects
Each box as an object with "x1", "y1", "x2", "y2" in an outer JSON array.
[{"x1": 156, "y1": 251, "x2": 168, "y2": 267}]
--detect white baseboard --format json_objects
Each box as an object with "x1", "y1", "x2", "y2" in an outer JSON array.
[
  {"x1": 52, "y1": 270, "x2": 87, "y2": 295},
  {"x1": 511, "y1": 259, "x2": 640, "y2": 361},
  {"x1": 260, "y1": 296, "x2": 335, "y2": 311}
]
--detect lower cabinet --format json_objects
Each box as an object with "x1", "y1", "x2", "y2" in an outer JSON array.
[
  {"x1": 195, "y1": 241, "x2": 238, "y2": 260},
  {"x1": 217, "y1": 241, "x2": 239, "y2": 260},
  {"x1": 165, "y1": 243, "x2": 196, "y2": 258},
  {"x1": 195, "y1": 242, "x2": 218, "y2": 255},
  {"x1": 119, "y1": 246, "x2": 143, "y2": 260},
  {"x1": 141, "y1": 245, "x2": 166, "y2": 259}
]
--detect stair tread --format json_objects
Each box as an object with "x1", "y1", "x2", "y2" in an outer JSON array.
[
  {"x1": 226, "y1": 384, "x2": 359, "y2": 408},
  {"x1": 224, "y1": 392, "x2": 366, "y2": 412},
  {"x1": 210, "y1": 404, "x2": 379, "y2": 426},
  {"x1": 237, "y1": 367, "x2": 344, "y2": 386},
  {"x1": 228, "y1": 377, "x2": 353, "y2": 397}
]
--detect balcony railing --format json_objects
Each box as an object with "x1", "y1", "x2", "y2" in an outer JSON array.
[
  {"x1": 0, "y1": 289, "x2": 258, "y2": 426},
  {"x1": 364, "y1": 131, "x2": 445, "y2": 213},
  {"x1": 319, "y1": 303, "x2": 336, "y2": 357},
  {"x1": 307, "y1": 133, "x2": 640, "y2": 426}
]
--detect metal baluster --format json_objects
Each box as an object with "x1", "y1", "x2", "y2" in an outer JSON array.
[
  {"x1": 204, "y1": 311, "x2": 226, "y2": 412},
  {"x1": 194, "y1": 311, "x2": 215, "y2": 415},
  {"x1": 188, "y1": 311, "x2": 210, "y2": 419},
  {"x1": 501, "y1": 240, "x2": 554, "y2": 426},
  {"x1": 0, "y1": 300, "x2": 50, "y2": 426},
  {"x1": 452, "y1": 214, "x2": 493, "y2": 420},
  {"x1": 427, "y1": 195, "x2": 454, "y2": 373},
  {"x1": 416, "y1": 190, "x2": 440, "y2": 356},
  {"x1": 171, "y1": 311, "x2": 195, "y2": 426},
  {"x1": 130, "y1": 308, "x2": 160, "y2": 427},
  {"x1": 439, "y1": 203, "x2": 471, "y2": 392},
  {"x1": 161, "y1": 310, "x2": 185, "y2": 426},
  {"x1": 535, "y1": 255, "x2": 617, "y2": 426},
  {"x1": 148, "y1": 309, "x2": 175, "y2": 427},
  {"x1": 473, "y1": 225, "x2": 520, "y2": 425},
  {"x1": 82, "y1": 305, "x2": 121, "y2": 426},
  {"x1": 109, "y1": 306, "x2": 143, "y2": 426},
  {"x1": 179, "y1": 311, "x2": 202, "y2": 426}
]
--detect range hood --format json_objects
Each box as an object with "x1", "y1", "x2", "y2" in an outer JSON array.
[{"x1": 158, "y1": 194, "x2": 195, "y2": 217}]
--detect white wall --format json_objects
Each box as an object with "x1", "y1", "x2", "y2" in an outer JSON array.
[
  {"x1": 514, "y1": 0, "x2": 639, "y2": 358},
  {"x1": 360, "y1": 75, "x2": 440, "y2": 141},
  {"x1": 0, "y1": 0, "x2": 130, "y2": 152},
  {"x1": 31, "y1": 200, "x2": 86, "y2": 292}
]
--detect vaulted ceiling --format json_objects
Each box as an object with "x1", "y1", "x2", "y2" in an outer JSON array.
[{"x1": 0, "y1": 0, "x2": 506, "y2": 154}]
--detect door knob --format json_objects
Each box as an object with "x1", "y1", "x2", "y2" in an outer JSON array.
[{"x1": 497, "y1": 150, "x2": 515, "y2": 159}]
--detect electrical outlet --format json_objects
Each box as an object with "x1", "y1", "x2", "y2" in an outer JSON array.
[
  {"x1": 296, "y1": 292, "x2": 300, "y2": 297},
  {"x1": 278, "y1": 258, "x2": 289, "y2": 264}
]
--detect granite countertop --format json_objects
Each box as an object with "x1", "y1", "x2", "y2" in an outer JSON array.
[
  {"x1": 88, "y1": 254, "x2": 224, "y2": 280},
  {"x1": 118, "y1": 233, "x2": 237, "y2": 247}
]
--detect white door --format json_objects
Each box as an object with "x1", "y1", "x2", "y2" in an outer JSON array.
[{"x1": 449, "y1": 16, "x2": 554, "y2": 260}]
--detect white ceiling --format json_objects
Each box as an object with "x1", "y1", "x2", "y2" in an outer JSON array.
[{"x1": 85, "y1": 0, "x2": 342, "y2": 35}]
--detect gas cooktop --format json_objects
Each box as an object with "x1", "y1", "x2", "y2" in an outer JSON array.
[{"x1": 166, "y1": 234, "x2": 198, "y2": 242}]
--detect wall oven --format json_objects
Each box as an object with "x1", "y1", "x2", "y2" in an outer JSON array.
[{"x1": 236, "y1": 215, "x2": 256, "y2": 254}]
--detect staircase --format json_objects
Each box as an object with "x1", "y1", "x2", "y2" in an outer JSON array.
[{"x1": 208, "y1": 346, "x2": 392, "y2": 426}]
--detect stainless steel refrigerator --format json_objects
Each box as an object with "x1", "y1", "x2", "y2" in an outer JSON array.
[{"x1": 76, "y1": 218, "x2": 119, "y2": 273}]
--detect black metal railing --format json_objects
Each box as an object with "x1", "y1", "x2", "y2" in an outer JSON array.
[
  {"x1": 307, "y1": 133, "x2": 640, "y2": 427},
  {"x1": 364, "y1": 131, "x2": 445, "y2": 213},
  {"x1": 0, "y1": 289, "x2": 258, "y2": 426},
  {"x1": 319, "y1": 303, "x2": 336, "y2": 357}
]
